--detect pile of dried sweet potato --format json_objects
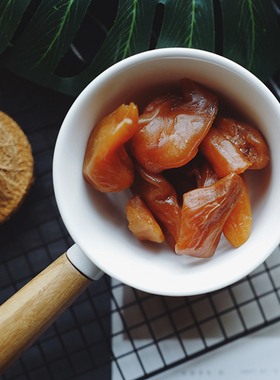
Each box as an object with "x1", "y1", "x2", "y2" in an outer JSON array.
[{"x1": 83, "y1": 78, "x2": 269, "y2": 258}]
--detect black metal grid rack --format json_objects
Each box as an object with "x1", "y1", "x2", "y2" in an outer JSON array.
[{"x1": 2, "y1": 4, "x2": 280, "y2": 378}]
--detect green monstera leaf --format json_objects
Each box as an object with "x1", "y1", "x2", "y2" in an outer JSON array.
[{"x1": 0, "y1": 0, "x2": 279, "y2": 97}]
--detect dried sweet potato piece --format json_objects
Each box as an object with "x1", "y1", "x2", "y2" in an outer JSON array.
[
  {"x1": 83, "y1": 103, "x2": 138, "y2": 192},
  {"x1": 199, "y1": 127, "x2": 252, "y2": 178},
  {"x1": 175, "y1": 173, "x2": 243, "y2": 258},
  {"x1": 191, "y1": 158, "x2": 252, "y2": 249},
  {"x1": 190, "y1": 154, "x2": 220, "y2": 188},
  {"x1": 127, "y1": 194, "x2": 165, "y2": 243},
  {"x1": 223, "y1": 174, "x2": 252, "y2": 248},
  {"x1": 214, "y1": 116, "x2": 269, "y2": 169},
  {"x1": 163, "y1": 164, "x2": 198, "y2": 206},
  {"x1": 163, "y1": 155, "x2": 219, "y2": 206},
  {"x1": 132, "y1": 163, "x2": 181, "y2": 245},
  {"x1": 130, "y1": 78, "x2": 218, "y2": 173}
]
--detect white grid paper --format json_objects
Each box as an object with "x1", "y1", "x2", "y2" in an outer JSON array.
[{"x1": 112, "y1": 246, "x2": 280, "y2": 380}]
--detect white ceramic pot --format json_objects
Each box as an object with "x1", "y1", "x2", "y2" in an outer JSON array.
[{"x1": 55, "y1": 47, "x2": 280, "y2": 296}]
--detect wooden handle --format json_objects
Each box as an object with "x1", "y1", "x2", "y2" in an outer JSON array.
[{"x1": 0, "y1": 253, "x2": 92, "y2": 373}]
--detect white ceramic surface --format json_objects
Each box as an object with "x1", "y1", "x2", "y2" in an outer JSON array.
[{"x1": 53, "y1": 48, "x2": 280, "y2": 296}]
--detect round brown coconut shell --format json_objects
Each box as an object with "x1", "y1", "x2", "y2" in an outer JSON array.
[{"x1": 0, "y1": 111, "x2": 34, "y2": 224}]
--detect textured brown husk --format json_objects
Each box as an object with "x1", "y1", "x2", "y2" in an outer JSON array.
[{"x1": 0, "y1": 111, "x2": 34, "y2": 223}]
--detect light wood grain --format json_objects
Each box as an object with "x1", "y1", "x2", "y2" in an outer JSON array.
[{"x1": 0, "y1": 253, "x2": 92, "y2": 373}]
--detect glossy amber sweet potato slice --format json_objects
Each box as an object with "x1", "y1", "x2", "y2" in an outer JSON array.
[
  {"x1": 191, "y1": 158, "x2": 252, "y2": 248},
  {"x1": 127, "y1": 194, "x2": 165, "y2": 243},
  {"x1": 223, "y1": 174, "x2": 252, "y2": 247},
  {"x1": 83, "y1": 103, "x2": 138, "y2": 192},
  {"x1": 163, "y1": 155, "x2": 219, "y2": 206},
  {"x1": 214, "y1": 117, "x2": 270, "y2": 170},
  {"x1": 199, "y1": 127, "x2": 252, "y2": 178},
  {"x1": 175, "y1": 173, "x2": 243, "y2": 258},
  {"x1": 132, "y1": 163, "x2": 181, "y2": 245},
  {"x1": 189, "y1": 154, "x2": 220, "y2": 188},
  {"x1": 130, "y1": 78, "x2": 218, "y2": 173},
  {"x1": 163, "y1": 164, "x2": 198, "y2": 206}
]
